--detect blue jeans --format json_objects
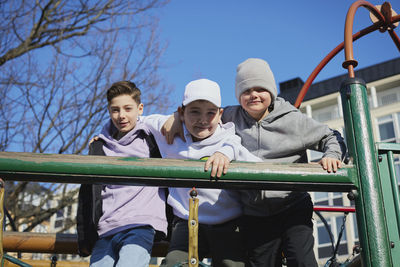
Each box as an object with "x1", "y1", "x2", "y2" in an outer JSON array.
[{"x1": 90, "y1": 226, "x2": 155, "y2": 267}]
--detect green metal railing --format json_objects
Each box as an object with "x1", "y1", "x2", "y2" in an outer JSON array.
[{"x1": 0, "y1": 152, "x2": 357, "y2": 191}]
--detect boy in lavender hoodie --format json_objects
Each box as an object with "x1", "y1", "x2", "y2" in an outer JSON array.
[{"x1": 76, "y1": 81, "x2": 167, "y2": 267}]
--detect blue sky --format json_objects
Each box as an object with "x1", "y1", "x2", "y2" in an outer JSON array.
[{"x1": 157, "y1": 0, "x2": 400, "y2": 111}]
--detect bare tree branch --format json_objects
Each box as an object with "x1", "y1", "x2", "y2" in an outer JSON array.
[{"x1": 1, "y1": 0, "x2": 173, "y2": 234}]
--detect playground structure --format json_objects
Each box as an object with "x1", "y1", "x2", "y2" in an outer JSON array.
[{"x1": 0, "y1": 1, "x2": 399, "y2": 266}]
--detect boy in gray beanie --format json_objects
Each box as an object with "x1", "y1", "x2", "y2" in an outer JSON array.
[
  {"x1": 161, "y1": 58, "x2": 346, "y2": 266},
  {"x1": 222, "y1": 58, "x2": 346, "y2": 267},
  {"x1": 235, "y1": 58, "x2": 278, "y2": 102}
]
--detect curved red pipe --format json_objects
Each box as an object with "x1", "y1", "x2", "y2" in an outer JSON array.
[
  {"x1": 294, "y1": 1, "x2": 400, "y2": 108},
  {"x1": 294, "y1": 23, "x2": 380, "y2": 108},
  {"x1": 343, "y1": 1, "x2": 385, "y2": 78}
]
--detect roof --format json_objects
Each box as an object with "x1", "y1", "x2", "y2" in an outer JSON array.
[{"x1": 278, "y1": 57, "x2": 400, "y2": 104}]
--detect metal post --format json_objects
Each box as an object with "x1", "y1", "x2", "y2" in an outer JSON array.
[
  {"x1": 376, "y1": 143, "x2": 400, "y2": 266},
  {"x1": 188, "y1": 188, "x2": 199, "y2": 267},
  {"x1": 340, "y1": 77, "x2": 392, "y2": 266}
]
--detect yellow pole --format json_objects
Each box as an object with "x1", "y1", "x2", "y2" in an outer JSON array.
[{"x1": 188, "y1": 188, "x2": 199, "y2": 267}]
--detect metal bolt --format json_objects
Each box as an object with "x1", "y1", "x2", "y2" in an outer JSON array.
[
  {"x1": 190, "y1": 220, "x2": 197, "y2": 226},
  {"x1": 353, "y1": 245, "x2": 361, "y2": 254},
  {"x1": 378, "y1": 155, "x2": 383, "y2": 162},
  {"x1": 347, "y1": 191, "x2": 355, "y2": 201},
  {"x1": 391, "y1": 241, "x2": 395, "y2": 248},
  {"x1": 190, "y1": 258, "x2": 197, "y2": 265},
  {"x1": 190, "y1": 188, "x2": 198, "y2": 198},
  {"x1": 346, "y1": 87, "x2": 352, "y2": 98},
  {"x1": 51, "y1": 255, "x2": 58, "y2": 267}
]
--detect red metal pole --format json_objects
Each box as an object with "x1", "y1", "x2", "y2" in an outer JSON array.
[{"x1": 313, "y1": 205, "x2": 356, "y2": 213}]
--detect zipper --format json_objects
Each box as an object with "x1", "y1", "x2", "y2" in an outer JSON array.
[{"x1": 257, "y1": 122, "x2": 261, "y2": 158}]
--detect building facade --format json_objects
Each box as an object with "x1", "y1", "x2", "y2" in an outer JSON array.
[{"x1": 278, "y1": 57, "x2": 400, "y2": 265}]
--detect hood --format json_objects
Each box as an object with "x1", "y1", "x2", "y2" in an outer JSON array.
[{"x1": 98, "y1": 120, "x2": 152, "y2": 157}]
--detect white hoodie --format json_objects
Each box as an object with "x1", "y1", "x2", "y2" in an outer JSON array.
[{"x1": 142, "y1": 114, "x2": 261, "y2": 224}]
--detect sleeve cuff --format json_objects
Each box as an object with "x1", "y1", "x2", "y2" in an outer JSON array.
[{"x1": 216, "y1": 146, "x2": 234, "y2": 161}]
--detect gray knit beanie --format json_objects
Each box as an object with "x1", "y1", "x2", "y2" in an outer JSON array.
[{"x1": 235, "y1": 58, "x2": 277, "y2": 102}]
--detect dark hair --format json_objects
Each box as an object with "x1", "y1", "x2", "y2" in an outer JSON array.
[{"x1": 106, "y1": 81, "x2": 141, "y2": 105}]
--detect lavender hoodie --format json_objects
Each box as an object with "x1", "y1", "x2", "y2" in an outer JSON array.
[{"x1": 96, "y1": 120, "x2": 167, "y2": 237}]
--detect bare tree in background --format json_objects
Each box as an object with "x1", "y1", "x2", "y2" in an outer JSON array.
[{"x1": 0, "y1": 0, "x2": 172, "y2": 233}]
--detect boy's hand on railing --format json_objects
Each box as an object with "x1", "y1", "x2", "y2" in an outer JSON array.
[
  {"x1": 204, "y1": 152, "x2": 230, "y2": 179},
  {"x1": 161, "y1": 112, "x2": 185, "y2": 144},
  {"x1": 319, "y1": 157, "x2": 342, "y2": 173},
  {"x1": 89, "y1": 136, "x2": 99, "y2": 145}
]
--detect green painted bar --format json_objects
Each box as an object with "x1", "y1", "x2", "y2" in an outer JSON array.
[
  {"x1": 387, "y1": 151, "x2": 400, "y2": 236},
  {"x1": 0, "y1": 152, "x2": 357, "y2": 192},
  {"x1": 341, "y1": 79, "x2": 372, "y2": 264},
  {"x1": 341, "y1": 78, "x2": 392, "y2": 267},
  {"x1": 377, "y1": 151, "x2": 400, "y2": 266},
  {"x1": 376, "y1": 142, "x2": 400, "y2": 152}
]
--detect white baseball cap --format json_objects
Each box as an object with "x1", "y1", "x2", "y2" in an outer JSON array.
[{"x1": 182, "y1": 79, "x2": 221, "y2": 108}]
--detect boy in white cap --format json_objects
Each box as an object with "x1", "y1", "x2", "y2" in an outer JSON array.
[
  {"x1": 141, "y1": 78, "x2": 261, "y2": 267},
  {"x1": 162, "y1": 59, "x2": 347, "y2": 267}
]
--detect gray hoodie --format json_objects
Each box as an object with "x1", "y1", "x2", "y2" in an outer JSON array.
[{"x1": 222, "y1": 97, "x2": 347, "y2": 216}]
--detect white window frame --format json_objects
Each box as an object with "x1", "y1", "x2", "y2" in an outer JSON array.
[{"x1": 377, "y1": 112, "x2": 400, "y2": 143}]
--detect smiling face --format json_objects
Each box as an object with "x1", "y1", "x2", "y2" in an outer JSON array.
[
  {"x1": 239, "y1": 87, "x2": 272, "y2": 121},
  {"x1": 179, "y1": 100, "x2": 223, "y2": 142},
  {"x1": 108, "y1": 94, "x2": 143, "y2": 134}
]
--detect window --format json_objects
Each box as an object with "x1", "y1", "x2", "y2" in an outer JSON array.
[
  {"x1": 317, "y1": 218, "x2": 333, "y2": 259},
  {"x1": 377, "y1": 113, "x2": 400, "y2": 143},
  {"x1": 54, "y1": 220, "x2": 63, "y2": 228},
  {"x1": 54, "y1": 209, "x2": 64, "y2": 229},
  {"x1": 315, "y1": 214, "x2": 350, "y2": 259},
  {"x1": 316, "y1": 215, "x2": 349, "y2": 259},
  {"x1": 377, "y1": 86, "x2": 400, "y2": 107},
  {"x1": 67, "y1": 205, "x2": 72, "y2": 217},
  {"x1": 308, "y1": 150, "x2": 323, "y2": 162},
  {"x1": 313, "y1": 192, "x2": 349, "y2": 259},
  {"x1": 56, "y1": 209, "x2": 64, "y2": 218},
  {"x1": 317, "y1": 218, "x2": 332, "y2": 245},
  {"x1": 314, "y1": 192, "x2": 344, "y2": 206},
  {"x1": 378, "y1": 115, "x2": 396, "y2": 142},
  {"x1": 352, "y1": 213, "x2": 359, "y2": 241},
  {"x1": 336, "y1": 216, "x2": 347, "y2": 242},
  {"x1": 333, "y1": 192, "x2": 343, "y2": 206},
  {"x1": 395, "y1": 157, "x2": 400, "y2": 184},
  {"x1": 380, "y1": 93, "x2": 398, "y2": 106},
  {"x1": 314, "y1": 192, "x2": 329, "y2": 206},
  {"x1": 312, "y1": 105, "x2": 340, "y2": 123}
]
